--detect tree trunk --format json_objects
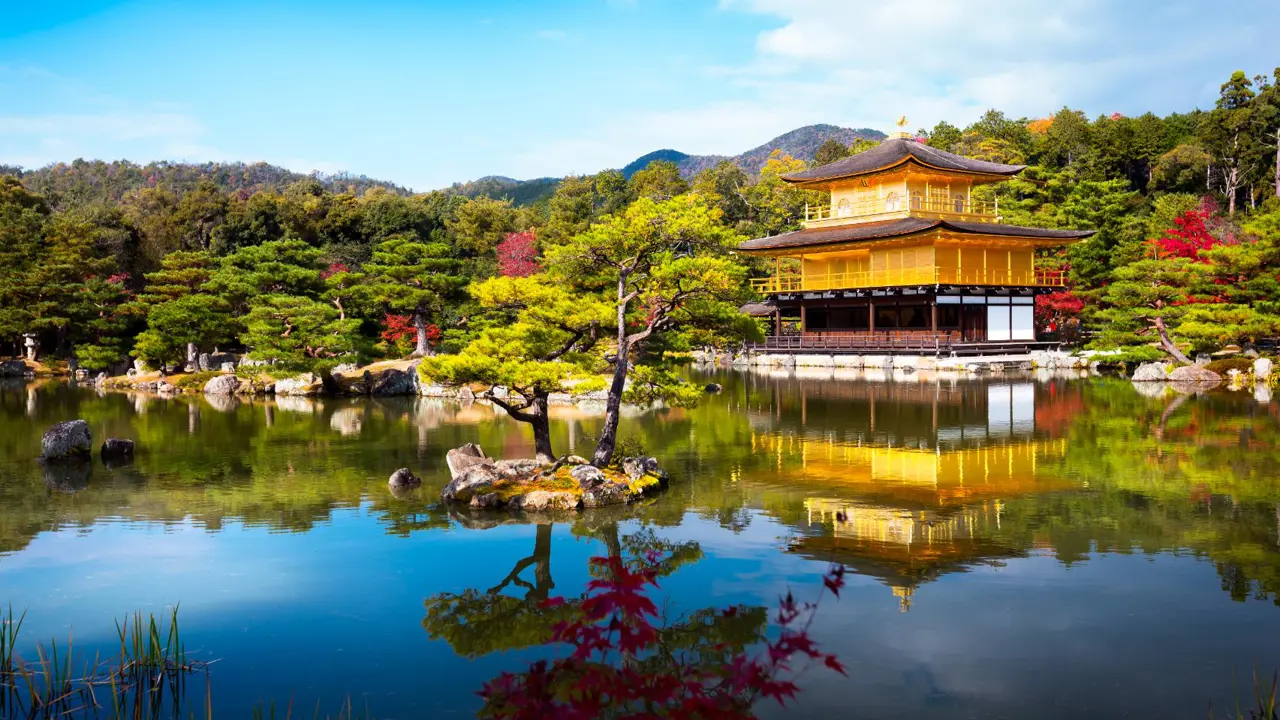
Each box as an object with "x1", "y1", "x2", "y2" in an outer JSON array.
[
  {"x1": 1274, "y1": 134, "x2": 1279, "y2": 199},
  {"x1": 528, "y1": 392, "x2": 554, "y2": 464},
  {"x1": 592, "y1": 276, "x2": 632, "y2": 467},
  {"x1": 1153, "y1": 316, "x2": 1192, "y2": 364},
  {"x1": 410, "y1": 308, "x2": 430, "y2": 359}
]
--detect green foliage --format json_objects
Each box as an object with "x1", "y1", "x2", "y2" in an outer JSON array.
[
  {"x1": 1205, "y1": 357, "x2": 1257, "y2": 375},
  {"x1": 240, "y1": 295, "x2": 362, "y2": 372},
  {"x1": 626, "y1": 160, "x2": 689, "y2": 202},
  {"x1": 133, "y1": 295, "x2": 233, "y2": 368}
]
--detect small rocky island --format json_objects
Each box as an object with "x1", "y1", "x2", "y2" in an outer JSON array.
[{"x1": 435, "y1": 444, "x2": 669, "y2": 511}]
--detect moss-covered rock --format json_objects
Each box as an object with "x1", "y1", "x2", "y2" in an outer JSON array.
[{"x1": 440, "y1": 445, "x2": 668, "y2": 511}]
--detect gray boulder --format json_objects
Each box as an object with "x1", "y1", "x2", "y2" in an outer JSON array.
[
  {"x1": 570, "y1": 464, "x2": 607, "y2": 486},
  {"x1": 100, "y1": 438, "x2": 135, "y2": 461},
  {"x1": 704, "y1": 383, "x2": 723, "y2": 393},
  {"x1": 204, "y1": 375, "x2": 241, "y2": 396},
  {"x1": 446, "y1": 443, "x2": 491, "y2": 480},
  {"x1": 457, "y1": 386, "x2": 475, "y2": 401},
  {"x1": 41, "y1": 420, "x2": 92, "y2": 460},
  {"x1": 442, "y1": 463, "x2": 502, "y2": 503},
  {"x1": 0, "y1": 360, "x2": 25, "y2": 377},
  {"x1": 508, "y1": 490, "x2": 579, "y2": 511},
  {"x1": 275, "y1": 373, "x2": 323, "y2": 396},
  {"x1": 371, "y1": 369, "x2": 415, "y2": 397},
  {"x1": 388, "y1": 468, "x2": 421, "y2": 489},
  {"x1": 1168, "y1": 365, "x2": 1222, "y2": 384},
  {"x1": 1254, "y1": 357, "x2": 1273, "y2": 382},
  {"x1": 1132, "y1": 362, "x2": 1171, "y2": 382}
]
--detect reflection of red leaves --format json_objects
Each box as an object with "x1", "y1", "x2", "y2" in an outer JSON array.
[{"x1": 480, "y1": 555, "x2": 849, "y2": 718}]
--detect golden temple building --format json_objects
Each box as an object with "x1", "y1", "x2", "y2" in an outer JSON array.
[{"x1": 739, "y1": 133, "x2": 1094, "y2": 354}]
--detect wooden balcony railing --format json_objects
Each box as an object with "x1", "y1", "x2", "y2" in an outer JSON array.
[
  {"x1": 805, "y1": 195, "x2": 998, "y2": 224},
  {"x1": 750, "y1": 268, "x2": 1067, "y2": 293}
]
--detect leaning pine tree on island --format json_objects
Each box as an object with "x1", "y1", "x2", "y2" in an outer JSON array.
[
  {"x1": 421, "y1": 194, "x2": 755, "y2": 467},
  {"x1": 418, "y1": 276, "x2": 613, "y2": 462},
  {"x1": 544, "y1": 194, "x2": 757, "y2": 467}
]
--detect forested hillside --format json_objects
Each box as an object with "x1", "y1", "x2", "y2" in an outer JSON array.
[
  {"x1": 1, "y1": 67, "x2": 1278, "y2": 372},
  {"x1": 1, "y1": 160, "x2": 408, "y2": 210}
]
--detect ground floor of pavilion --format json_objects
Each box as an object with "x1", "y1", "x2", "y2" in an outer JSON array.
[{"x1": 746, "y1": 285, "x2": 1058, "y2": 355}]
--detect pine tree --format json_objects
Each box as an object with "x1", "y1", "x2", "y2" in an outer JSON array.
[{"x1": 360, "y1": 235, "x2": 465, "y2": 357}]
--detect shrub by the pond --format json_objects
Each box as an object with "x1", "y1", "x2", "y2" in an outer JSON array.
[{"x1": 1205, "y1": 358, "x2": 1257, "y2": 375}]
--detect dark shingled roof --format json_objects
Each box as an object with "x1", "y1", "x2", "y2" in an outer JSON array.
[
  {"x1": 738, "y1": 218, "x2": 1094, "y2": 252},
  {"x1": 739, "y1": 301, "x2": 778, "y2": 316},
  {"x1": 782, "y1": 137, "x2": 1025, "y2": 183}
]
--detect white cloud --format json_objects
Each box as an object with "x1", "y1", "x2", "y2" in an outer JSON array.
[{"x1": 509, "y1": 0, "x2": 1278, "y2": 179}]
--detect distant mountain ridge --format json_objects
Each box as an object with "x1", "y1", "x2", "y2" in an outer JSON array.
[
  {"x1": 463, "y1": 124, "x2": 887, "y2": 204},
  {"x1": 2, "y1": 159, "x2": 408, "y2": 208},
  {"x1": 2, "y1": 124, "x2": 887, "y2": 208}
]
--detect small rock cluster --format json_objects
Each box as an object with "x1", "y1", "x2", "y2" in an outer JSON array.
[
  {"x1": 37, "y1": 420, "x2": 136, "y2": 493},
  {"x1": 434, "y1": 443, "x2": 668, "y2": 511}
]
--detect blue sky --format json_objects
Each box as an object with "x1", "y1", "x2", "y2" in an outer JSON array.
[{"x1": 2, "y1": 0, "x2": 1277, "y2": 190}]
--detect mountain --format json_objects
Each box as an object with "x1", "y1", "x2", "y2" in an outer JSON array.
[
  {"x1": 2, "y1": 159, "x2": 408, "y2": 208},
  {"x1": 443, "y1": 175, "x2": 561, "y2": 206},
  {"x1": 706, "y1": 124, "x2": 886, "y2": 176},
  {"x1": 2, "y1": 124, "x2": 887, "y2": 209},
  {"x1": 468, "y1": 124, "x2": 887, "y2": 205},
  {"x1": 621, "y1": 150, "x2": 691, "y2": 178}
]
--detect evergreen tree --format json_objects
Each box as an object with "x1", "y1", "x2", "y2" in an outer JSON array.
[
  {"x1": 361, "y1": 235, "x2": 466, "y2": 357},
  {"x1": 240, "y1": 295, "x2": 361, "y2": 372}
]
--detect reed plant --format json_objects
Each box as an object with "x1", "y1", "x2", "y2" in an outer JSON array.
[{"x1": 0, "y1": 604, "x2": 208, "y2": 719}]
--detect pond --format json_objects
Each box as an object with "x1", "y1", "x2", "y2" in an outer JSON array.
[{"x1": 2, "y1": 371, "x2": 1279, "y2": 718}]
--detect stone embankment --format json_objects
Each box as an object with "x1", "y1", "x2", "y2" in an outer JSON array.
[
  {"x1": 1131, "y1": 356, "x2": 1274, "y2": 402},
  {"x1": 691, "y1": 349, "x2": 1114, "y2": 374}
]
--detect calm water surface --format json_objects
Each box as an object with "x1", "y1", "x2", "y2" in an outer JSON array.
[{"x1": 2, "y1": 371, "x2": 1279, "y2": 718}]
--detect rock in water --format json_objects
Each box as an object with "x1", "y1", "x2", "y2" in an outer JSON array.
[
  {"x1": 41, "y1": 420, "x2": 92, "y2": 460},
  {"x1": 1254, "y1": 357, "x2": 1273, "y2": 382},
  {"x1": 204, "y1": 374, "x2": 240, "y2": 396},
  {"x1": 446, "y1": 443, "x2": 490, "y2": 479},
  {"x1": 100, "y1": 438, "x2": 135, "y2": 461},
  {"x1": 704, "y1": 383, "x2": 723, "y2": 393},
  {"x1": 0, "y1": 360, "x2": 26, "y2": 377},
  {"x1": 1168, "y1": 365, "x2": 1222, "y2": 384},
  {"x1": 275, "y1": 373, "x2": 323, "y2": 396},
  {"x1": 388, "y1": 468, "x2": 421, "y2": 488},
  {"x1": 1131, "y1": 362, "x2": 1171, "y2": 382},
  {"x1": 371, "y1": 369, "x2": 415, "y2": 396}
]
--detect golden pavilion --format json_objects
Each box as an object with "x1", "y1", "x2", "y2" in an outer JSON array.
[{"x1": 739, "y1": 133, "x2": 1094, "y2": 353}]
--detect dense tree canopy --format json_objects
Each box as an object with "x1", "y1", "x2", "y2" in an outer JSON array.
[{"x1": 3, "y1": 66, "x2": 1280, "y2": 372}]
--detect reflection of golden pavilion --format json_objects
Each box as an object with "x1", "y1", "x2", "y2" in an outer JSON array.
[{"x1": 748, "y1": 379, "x2": 1078, "y2": 610}]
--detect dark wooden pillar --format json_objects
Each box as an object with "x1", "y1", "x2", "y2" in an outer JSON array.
[
  {"x1": 774, "y1": 308, "x2": 781, "y2": 337},
  {"x1": 868, "y1": 299, "x2": 875, "y2": 334},
  {"x1": 931, "y1": 300, "x2": 938, "y2": 334},
  {"x1": 800, "y1": 304, "x2": 807, "y2": 333}
]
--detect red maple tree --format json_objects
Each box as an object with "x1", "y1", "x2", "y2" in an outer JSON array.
[{"x1": 496, "y1": 231, "x2": 540, "y2": 277}]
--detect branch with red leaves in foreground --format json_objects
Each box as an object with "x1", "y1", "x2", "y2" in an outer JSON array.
[{"x1": 478, "y1": 554, "x2": 848, "y2": 719}]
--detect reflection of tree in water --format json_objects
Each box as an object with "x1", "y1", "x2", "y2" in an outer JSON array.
[{"x1": 423, "y1": 522, "x2": 767, "y2": 663}]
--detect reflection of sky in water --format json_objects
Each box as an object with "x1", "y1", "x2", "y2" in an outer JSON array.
[{"x1": 1, "y1": 373, "x2": 1279, "y2": 717}]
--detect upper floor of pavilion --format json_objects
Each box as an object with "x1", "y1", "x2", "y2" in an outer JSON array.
[{"x1": 782, "y1": 135, "x2": 1025, "y2": 228}]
